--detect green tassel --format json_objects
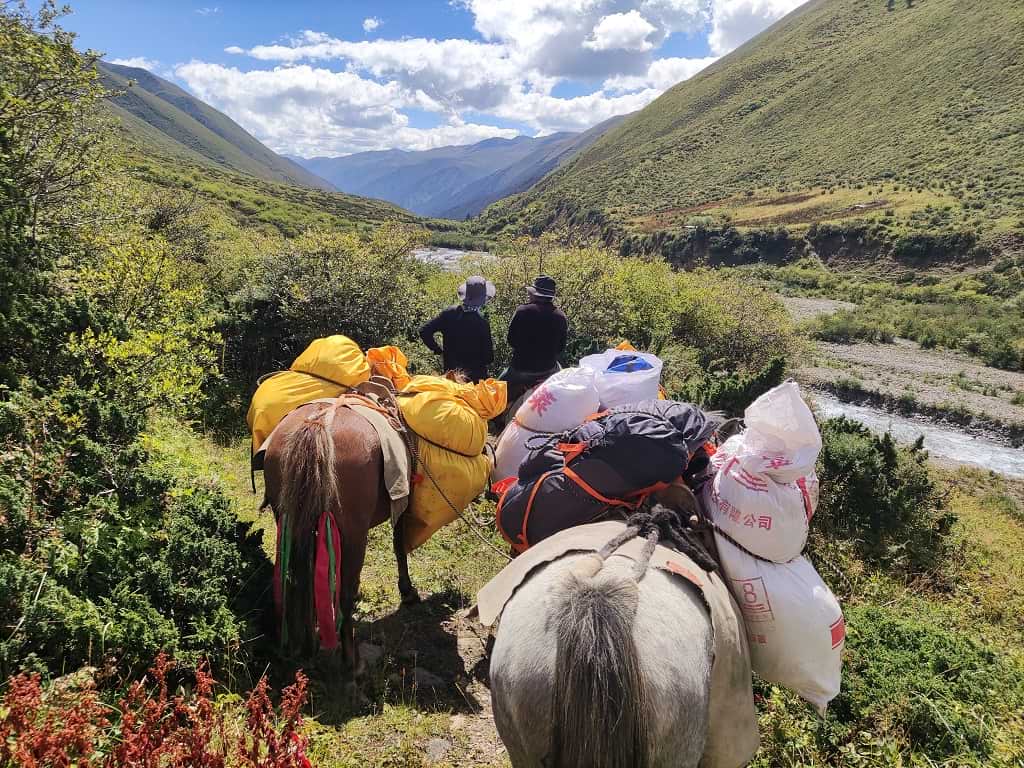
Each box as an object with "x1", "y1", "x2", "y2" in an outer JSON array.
[{"x1": 326, "y1": 518, "x2": 340, "y2": 632}]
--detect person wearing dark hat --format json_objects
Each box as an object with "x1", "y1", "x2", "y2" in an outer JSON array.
[
  {"x1": 419, "y1": 275, "x2": 495, "y2": 382},
  {"x1": 502, "y1": 275, "x2": 569, "y2": 401}
]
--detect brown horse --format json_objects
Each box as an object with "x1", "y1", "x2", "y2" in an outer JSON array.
[{"x1": 263, "y1": 400, "x2": 419, "y2": 672}]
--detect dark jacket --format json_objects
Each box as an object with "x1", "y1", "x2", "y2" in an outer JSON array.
[
  {"x1": 419, "y1": 305, "x2": 494, "y2": 381},
  {"x1": 507, "y1": 301, "x2": 568, "y2": 373}
]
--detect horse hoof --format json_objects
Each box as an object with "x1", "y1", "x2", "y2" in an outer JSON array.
[
  {"x1": 344, "y1": 680, "x2": 370, "y2": 708},
  {"x1": 401, "y1": 589, "x2": 421, "y2": 606}
]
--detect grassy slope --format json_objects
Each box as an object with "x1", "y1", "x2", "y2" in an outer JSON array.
[
  {"x1": 149, "y1": 418, "x2": 1024, "y2": 766},
  {"x1": 484, "y1": 0, "x2": 1024, "y2": 238},
  {"x1": 99, "y1": 61, "x2": 333, "y2": 191},
  {"x1": 120, "y1": 139, "x2": 422, "y2": 237}
]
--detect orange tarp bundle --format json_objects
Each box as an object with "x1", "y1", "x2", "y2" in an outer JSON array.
[{"x1": 366, "y1": 345, "x2": 412, "y2": 390}]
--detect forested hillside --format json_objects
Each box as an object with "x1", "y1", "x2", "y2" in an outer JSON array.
[{"x1": 480, "y1": 0, "x2": 1024, "y2": 252}]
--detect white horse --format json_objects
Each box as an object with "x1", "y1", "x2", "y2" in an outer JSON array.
[{"x1": 488, "y1": 516, "x2": 718, "y2": 768}]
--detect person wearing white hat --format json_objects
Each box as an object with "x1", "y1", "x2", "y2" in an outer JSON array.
[{"x1": 419, "y1": 275, "x2": 496, "y2": 382}]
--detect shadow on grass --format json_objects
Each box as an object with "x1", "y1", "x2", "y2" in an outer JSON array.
[{"x1": 304, "y1": 587, "x2": 492, "y2": 726}]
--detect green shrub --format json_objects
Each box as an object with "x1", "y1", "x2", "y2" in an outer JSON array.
[
  {"x1": 811, "y1": 417, "x2": 954, "y2": 576},
  {"x1": 810, "y1": 309, "x2": 895, "y2": 344},
  {"x1": 0, "y1": 388, "x2": 269, "y2": 680},
  {"x1": 754, "y1": 603, "x2": 1024, "y2": 765}
]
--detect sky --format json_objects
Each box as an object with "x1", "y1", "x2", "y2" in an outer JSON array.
[{"x1": 63, "y1": 0, "x2": 807, "y2": 158}]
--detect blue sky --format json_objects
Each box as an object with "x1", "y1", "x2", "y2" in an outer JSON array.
[{"x1": 63, "y1": 0, "x2": 805, "y2": 157}]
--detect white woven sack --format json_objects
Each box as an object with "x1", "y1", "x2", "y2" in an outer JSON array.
[
  {"x1": 515, "y1": 367, "x2": 600, "y2": 433},
  {"x1": 741, "y1": 380, "x2": 822, "y2": 482},
  {"x1": 707, "y1": 435, "x2": 818, "y2": 563},
  {"x1": 491, "y1": 421, "x2": 533, "y2": 485},
  {"x1": 579, "y1": 350, "x2": 663, "y2": 409},
  {"x1": 715, "y1": 533, "x2": 844, "y2": 713}
]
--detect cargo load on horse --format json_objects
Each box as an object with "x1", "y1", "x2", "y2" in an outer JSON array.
[
  {"x1": 247, "y1": 335, "x2": 371, "y2": 453},
  {"x1": 247, "y1": 335, "x2": 505, "y2": 661},
  {"x1": 702, "y1": 380, "x2": 843, "y2": 712},
  {"x1": 495, "y1": 400, "x2": 719, "y2": 553},
  {"x1": 491, "y1": 366, "x2": 600, "y2": 484},
  {"x1": 397, "y1": 374, "x2": 504, "y2": 550}
]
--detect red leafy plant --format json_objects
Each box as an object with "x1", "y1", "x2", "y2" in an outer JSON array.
[{"x1": 0, "y1": 654, "x2": 311, "y2": 768}]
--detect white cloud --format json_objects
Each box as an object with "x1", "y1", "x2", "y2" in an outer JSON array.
[
  {"x1": 603, "y1": 55, "x2": 717, "y2": 92},
  {"x1": 181, "y1": 0, "x2": 809, "y2": 157},
  {"x1": 195, "y1": 6, "x2": 220, "y2": 16},
  {"x1": 109, "y1": 56, "x2": 160, "y2": 71},
  {"x1": 708, "y1": 0, "x2": 805, "y2": 55},
  {"x1": 584, "y1": 11, "x2": 657, "y2": 52},
  {"x1": 172, "y1": 61, "x2": 517, "y2": 156}
]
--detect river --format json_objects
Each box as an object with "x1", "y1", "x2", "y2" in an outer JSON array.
[
  {"x1": 814, "y1": 392, "x2": 1024, "y2": 480},
  {"x1": 411, "y1": 247, "x2": 488, "y2": 271}
]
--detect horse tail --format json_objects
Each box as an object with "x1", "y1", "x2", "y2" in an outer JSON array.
[
  {"x1": 550, "y1": 555, "x2": 650, "y2": 768},
  {"x1": 276, "y1": 406, "x2": 342, "y2": 654}
]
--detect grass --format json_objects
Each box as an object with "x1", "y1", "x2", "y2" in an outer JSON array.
[
  {"x1": 634, "y1": 186, "x2": 955, "y2": 235},
  {"x1": 479, "y1": 0, "x2": 1024, "y2": 243},
  {"x1": 146, "y1": 417, "x2": 1024, "y2": 766},
  {"x1": 126, "y1": 149, "x2": 423, "y2": 238},
  {"x1": 749, "y1": 259, "x2": 1024, "y2": 372}
]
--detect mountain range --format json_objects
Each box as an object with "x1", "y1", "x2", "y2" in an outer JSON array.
[
  {"x1": 296, "y1": 115, "x2": 626, "y2": 220},
  {"x1": 98, "y1": 61, "x2": 334, "y2": 191},
  {"x1": 482, "y1": 0, "x2": 1024, "y2": 240}
]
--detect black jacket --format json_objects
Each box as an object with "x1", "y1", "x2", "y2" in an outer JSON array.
[
  {"x1": 419, "y1": 305, "x2": 494, "y2": 381},
  {"x1": 507, "y1": 301, "x2": 568, "y2": 372}
]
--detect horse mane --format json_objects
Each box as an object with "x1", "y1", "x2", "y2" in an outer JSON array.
[{"x1": 549, "y1": 555, "x2": 651, "y2": 768}]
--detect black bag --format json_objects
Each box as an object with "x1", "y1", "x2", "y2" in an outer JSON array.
[{"x1": 496, "y1": 400, "x2": 717, "y2": 552}]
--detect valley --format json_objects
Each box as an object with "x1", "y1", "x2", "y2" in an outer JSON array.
[{"x1": 3, "y1": 0, "x2": 1023, "y2": 766}]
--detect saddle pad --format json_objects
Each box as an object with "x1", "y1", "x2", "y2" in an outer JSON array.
[{"x1": 477, "y1": 521, "x2": 759, "y2": 768}]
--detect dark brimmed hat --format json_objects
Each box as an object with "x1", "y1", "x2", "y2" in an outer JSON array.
[
  {"x1": 527, "y1": 274, "x2": 557, "y2": 301},
  {"x1": 458, "y1": 275, "x2": 496, "y2": 308}
]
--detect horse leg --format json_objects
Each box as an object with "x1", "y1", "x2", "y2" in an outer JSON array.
[
  {"x1": 393, "y1": 519, "x2": 420, "y2": 605},
  {"x1": 338, "y1": 524, "x2": 370, "y2": 677}
]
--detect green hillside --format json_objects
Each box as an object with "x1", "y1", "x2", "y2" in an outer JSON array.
[
  {"x1": 99, "y1": 61, "x2": 334, "y2": 191},
  {"x1": 97, "y1": 65, "x2": 423, "y2": 236},
  {"x1": 481, "y1": 0, "x2": 1024, "y2": 245},
  {"x1": 124, "y1": 145, "x2": 421, "y2": 237}
]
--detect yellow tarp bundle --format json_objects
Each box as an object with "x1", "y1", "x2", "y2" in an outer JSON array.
[
  {"x1": 291, "y1": 335, "x2": 371, "y2": 385},
  {"x1": 398, "y1": 376, "x2": 506, "y2": 456},
  {"x1": 247, "y1": 335, "x2": 370, "y2": 452},
  {"x1": 399, "y1": 375, "x2": 506, "y2": 551},
  {"x1": 404, "y1": 445, "x2": 492, "y2": 551}
]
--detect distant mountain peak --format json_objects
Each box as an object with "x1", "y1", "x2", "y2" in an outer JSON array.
[{"x1": 295, "y1": 115, "x2": 627, "y2": 219}]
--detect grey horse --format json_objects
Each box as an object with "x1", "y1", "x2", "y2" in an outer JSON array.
[{"x1": 489, "y1": 541, "x2": 714, "y2": 767}]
